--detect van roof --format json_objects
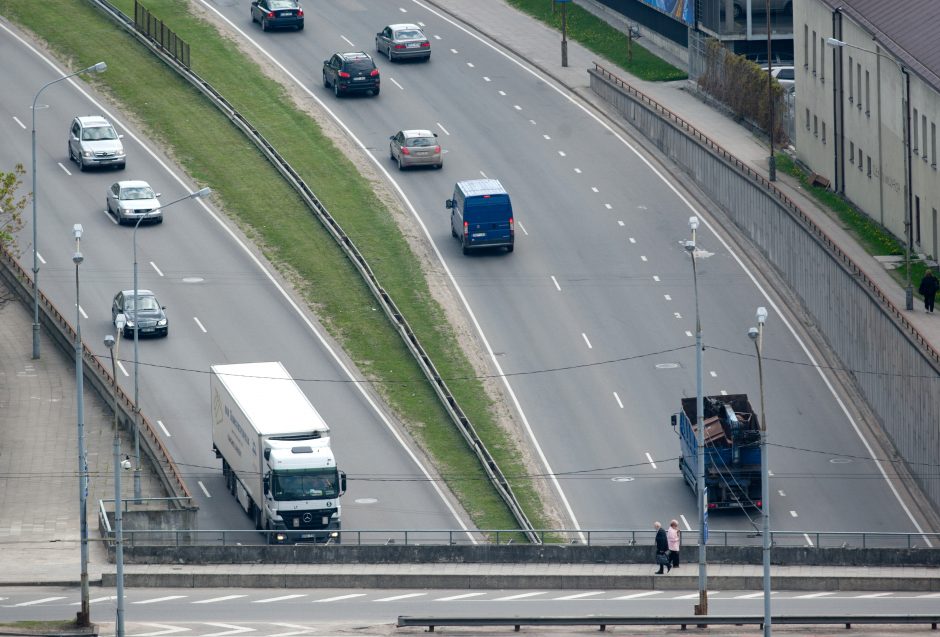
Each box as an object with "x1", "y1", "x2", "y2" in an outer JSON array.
[{"x1": 456, "y1": 179, "x2": 507, "y2": 197}]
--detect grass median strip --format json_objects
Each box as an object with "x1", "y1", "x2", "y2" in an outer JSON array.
[{"x1": 1, "y1": 0, "x2": 549, "y2": 535}]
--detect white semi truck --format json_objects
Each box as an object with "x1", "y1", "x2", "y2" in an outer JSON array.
[{"x1": 211, "y1": 362, "x2": 345, "y2": 543}]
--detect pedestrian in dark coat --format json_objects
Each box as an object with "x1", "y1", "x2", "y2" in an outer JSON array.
[
  {"x1": 919, "y1": 270, "x2": 939, "y2": 313},
  {"x1": 654, "y1": 521, "x2": 670, "y2": 574}
]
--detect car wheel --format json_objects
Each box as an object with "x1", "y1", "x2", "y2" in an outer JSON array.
[
  {"x1": 261, "y1": 18, "x2": 268, "y2": 31},
  {"x1": 250, "y1": 10, "x2": 255, "y2": 23},
  {"x1": 323, "y1": 72, "x2": 330, "y2": 88},
  {"x1": 373, "y1": 87, "x2": 380, "y2": 96},
  {"x1": 389, "y1": 145, "x2": 395, "y2": 161},
  {"x1": 397, "y1": 155, "x2": 404, "y2": 171},
  {"x1": 424, "y1": 55, "x2": 431, "y2": 62},
  {"x1": 388, "y1": 45, "x2": 395, "y2": 62},
  {"x1": 436, "y1": 161, "x2": 443, "y2": 169},
  {"x1": 67, "y1": 144, "x2": 74, "y2": 163},
  {"x1": 78, "y1": 155, "x2": 87, "y2": 172},
  {"x1": 117, "y1": 162, "x2": 126, "y2": 171},
  {"x1": 297, "y1": 22, "x2": 304, "y2": 30},
  {"x1": 334, "y1": 81, "x2": 341, "y2": 97}
]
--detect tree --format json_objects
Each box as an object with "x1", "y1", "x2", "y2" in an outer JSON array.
[{"x1": 0, "y1": 164, "x2": 28, "y2": 255}]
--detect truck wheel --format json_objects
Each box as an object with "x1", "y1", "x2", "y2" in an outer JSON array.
[{"x1": 253, "y1": 505, "x2": 263, "y2": 530}]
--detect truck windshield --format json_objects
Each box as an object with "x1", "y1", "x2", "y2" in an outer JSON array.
[{"x1": 272, "y1": 469, "x2": 339, "y2": 500}]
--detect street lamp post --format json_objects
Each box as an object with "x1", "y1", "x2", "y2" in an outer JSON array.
[
  {"x1": 748, "y1": 307, "x2": 770, "y2": 637},
  {"x1": 130, "y1": 187, "x2": 210, "y2": 501},
  {"x1": 71, "y1": 224, "x2": 90, "y2": 626},
  {"x1": 826, "y1": 37, "x2": 913, "y2": 310},
  {"x1": 766, "y1": 0, "x2": 776, "y2": 181},
  {"x1": 105, "y1": 319, "x2": 127, "y2": 637},
  {"x1": 684, "y1": 215, "x2": 708, "y2": 616},
  {"x1": 30, "y1": 61, "x2": 106, "y2": 359}
]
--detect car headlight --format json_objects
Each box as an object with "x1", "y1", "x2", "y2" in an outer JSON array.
[
  {"x1": 124, "y1": 320, "x2": 135, "y2": 328},
  {"x1": 82, "y1": 150, "x2": 94, "y2": 158},
  {"x1": 157, "y1": 319, "x2": 167, "y2": 326}
]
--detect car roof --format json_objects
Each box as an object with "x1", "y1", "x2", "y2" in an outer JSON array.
[
  {"x1": 76, "y1": 115, "x2": 112, "y2": 127},
  {"x1": 457, "y1": 178, "x2": 507, "y2": 196},
  {"x1": 338, "y1": 51, "x2": 372, "y2": 61},
  {"x1": 388, "y1": 23, "x2": 422, "y2": 32},
  {"x1": 115, "y1": 180, "x2": 153, "y2": 189},
  {"x1": 119, "y1": 289, "x2": 155, "y2": 297},
  {"x1": 401, "y1": 129, "x2": 435, "y2": 138}
]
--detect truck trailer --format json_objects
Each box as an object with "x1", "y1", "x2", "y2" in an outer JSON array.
[
  {"x1": 671, "y1": 394, "x2": 762, "y2": 510},
  {"x1": 211, "y1": 362, "x2": 346, "y2": 543}
]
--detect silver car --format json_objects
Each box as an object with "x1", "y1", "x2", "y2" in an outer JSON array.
[
  {"x1": 68, "y1": 115, "x2": 126, "y2": 171},
  {"x1": 389, "y1": 130, "x2": 443, "y2": 170},
  {"x1": 375, "y1": 24, "x2": 431, "y2": 62},
  {"x1": 107, "y1": 180, "x2": 163, "y2": 225}
]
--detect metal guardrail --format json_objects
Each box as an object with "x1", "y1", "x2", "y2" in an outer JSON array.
[
  {"x1": 398, "y1": 614, "x2": 940, "y2": 632},
  {"x1": 85, "y1": 0, "x2": 538, "y2": 542},
  {"x1": 0, "y1": 247, "x2": 193, "y2": 504},
  {"x1": 592, "y1": 61, "x2": 940, "y2": 367},
  {"x1": 114, "y1": 527, "x2": 940, "y2": 548}
]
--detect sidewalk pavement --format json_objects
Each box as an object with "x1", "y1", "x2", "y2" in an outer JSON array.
[{"x1": 1, "y1": 0, "x2": 938, "y2": 591}]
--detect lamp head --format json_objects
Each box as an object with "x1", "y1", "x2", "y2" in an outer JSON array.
[
  {"x1": 192, "y1": 187, "x2": 211, "y2": 199},
  {"x1": 826, "y1": 37, "x2": 845, "y2": 48},
  {"x1": 756, "y1": 306, "x2": 768, "y2": 324},
  {"x1": 72, "y1": 223, "x2": 83, "y2": 240},
  {"x1": 91, "y1": 61, "x2": 107, "y2": 73},
  {"x1": 748, "y1": 326, "x2": 759, "y2": 340},
  {"x1": 115, "y1": 313, "x2": 127, "y2": 330},
  {"x1": 104, "y1": 334, "x2": 115, "y2": 349},
  {"x1": 688, "y1": 216, "x2": 700, "y2": 231}
]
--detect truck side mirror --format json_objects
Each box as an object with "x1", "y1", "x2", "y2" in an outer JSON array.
[
  {"x1": 339, "y1": 470, "x2": 347, "y2": 495},
  {"x1": 445, "y1": 199, "x2": 453, "y2": 209},
  {"x1": 263, "y1": 475, "x2": 270, "y2": 494},
  {"x1": 670, "y1": 414, "x2": 678, "y2": 429}
]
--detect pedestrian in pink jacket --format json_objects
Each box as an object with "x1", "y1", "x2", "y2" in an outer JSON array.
[{"x1": 667, "y1": 519, "x2": 681, "y2": 569}]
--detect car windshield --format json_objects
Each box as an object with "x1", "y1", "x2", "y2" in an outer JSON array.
[
  {"x1": 120, "y1": 186, "x2": 156, "y2": 200},
  {"x1": 346, "y1": 59, "x2": 375, "y2": 72},
  {"x1": 269, "y1": 0, "x2": 297, "y2": 8},
  {"x1": 406, "y1": 137, "x2": 435, "y2": 147},
  {"x1": 395, "y1": 30, "x2": 423, "y2": 40},
  {"x1": 272, "y1": 469, "x2": 339, "y2": 500},
  {"x1": 125, "y1": 296, "x2": 159, "y2": 312},
  {"x1": 82, "y1": 126, "x2": 118, "y2": 141}
]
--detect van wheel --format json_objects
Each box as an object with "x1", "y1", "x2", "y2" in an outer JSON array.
[
  {"x1": 462, "y1": 240, "x2": 470, "y2": 255},
  {"x1": 451, "y1": 226, "x2": 457, "y2": 238},
  {"x1": 507, "y1": 245, "x2": 514, "y2": 253}
]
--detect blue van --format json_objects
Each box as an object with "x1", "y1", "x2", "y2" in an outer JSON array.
[{"x1": 446, "y1": 179, "x2": 514, "y2": 255}]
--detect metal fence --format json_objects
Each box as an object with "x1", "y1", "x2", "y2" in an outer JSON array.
[
  {"x1": 589, "y1": 63, "x2": 940, "y2": 516},
  {"x1": 134, "y1": 0, "x2": 190, "y2": 68}
]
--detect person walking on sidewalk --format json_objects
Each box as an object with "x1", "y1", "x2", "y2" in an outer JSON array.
[
  {"x1": 654, "y1": 521, "x2": 670, "y2": 574},
  {"x1": 919, "y1": 270, "x2": 938, "y2": 313},
  {"x1": 667, "y1": 519, "x2": 681, "y2": 569}
]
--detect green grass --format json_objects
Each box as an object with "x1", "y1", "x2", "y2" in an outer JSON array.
[
  {"x1": 505, "y1": 0, "x2": 687, "y2": 81},
  {"x1": 0, "y1": 0, "x2": 552, "y2": 535},
  {"x1": 776, "y1": 153, "x2": 933, "y2": 295}
]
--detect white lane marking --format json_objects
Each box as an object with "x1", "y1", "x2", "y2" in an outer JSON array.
[
  {"x1": 803, "y1": 533, "x2": 814, "y2": 546},
  {"x1": 253, "y1": 594, "x2": 306, "y2": 603},
  {"x1": 435, "y1": 592, "x2": 486, "y2": 601},
  {"x1": 557, "y1": 150, "x2": 566, "y2": 157},
  {"x1": 315, "y1": 594, "x2": 366, "y2": 602},
  {"x1": 790, "y1": 510, "x2": 798, "y2": 518},
  {"x1": 193, "y1": 317, "x2": 207, "y2": 333},
  {"x1": 150, "y1": 261, "x2": 164, "y2": 276},
  {"x1": 794, "y1": 592, "x2": 835, "y2": 599},
  {"x1": 605, "y1": 203, "x2": 613, "y2": 209},
  {"x1": 573, "y1": 167, "x2": 582, "y2": 173},
  {"x1": 517, "y1": 221, "x2": 528, "y2": 235},
  {"x1": 581, "y1": 333, "x2": 592, "y2": 349},
  {"x1": 513, "y1": 104, "x2": 522, "y2": 110},
  {"x1": 197, "y1": 481, "x2": 211, "y2": 498},
  {"x1": 495, "y1": 592, "x2": 545, "y2": 601},
  {"x1": 117, "y1": 361, "x2": 129, "y2": 377},
  {"x1": 778, "y1": 489, "x2": 786, "y2": 497},
  {"x1": 551, "y1": 275, "x2": 561, "y2": 291},
  {"x1": 449, "y1": 48, "x2": 459, "y2": 54},
  {"x1": 617, "y1": 220, "x2": 624, "y2": 226},
  {"x1": 340, "y1": 35, "x2": 354, "y2": 47},
  {"x1": 157, "y1": 420, "x2": 171, "y2": 437},
  {"x1": 529, "y1": 119, "x2": 536, "y2": 125},
  {"x1": 436, "y1": 122, "x2": 450, "y2": 135},
  {"x1": 74, "y1": 595, "x2": 117, "y2": 604},
  {"x1": 685, "y1": 330, "x2": 693, "y2": 337},
  {"x1": 543, "y1": 134, "x2": 551, "y2": 140},
  {"x1": 479, "y1": 170, "x2": 487, "y2": 178},
  {"x1": 498, "y1": 89, "x2": 506, "y2": 96},
  {"x1": 417, "y1": 21, "x2": 425, "y2": 26},
  {"x1": 36, "y1": 252, "x2": 46, "y2": 264},
  {"x1": 645, "y1": 452, "x2": 657, "y2": 469},
  {"x1": 399, "y1": 6, "x2": 407, "y2": 11},
  {"x1": 193, "y1": 595, "x2": 245, "y2": 605},
  {"x1": 483, "y1": 75, "x2": 490, "y2": 81},
  {"x1": 389, "y1": 77, "x2": 404, "y2": 90},
  {"x1": 265, "y1": 624, "x2": 312, "y2": 637},
  {"x1": 592, "y1": 187, "x2": 600, "y2": 193},
  {"x1": 134, "y1": 624, "x2": 191, "y2": 636},
  {"x1": 466, "y1": 61, "x2": 474, "y2": 68},
  {"x1": 614, "y1": 591, "x2": 662, "y2": 600},
  {"x1": 13, "y1": 115, "x2": 29, "y2": 129},
  {"x1": 202, "y1": 623, "x2": 255, "y2": 636},
  {"x1": 672, "y1": 592, "x2": 704, "y2": 599},
  {"x1": 177, "y1": 5, "x2": 537, "y2": 544},
  {"x1": 78, "y1": 305, "x2": 88, "y2": 319},
  {"x1": 653, "y1": 275, "x2": 660, "y2": 281},
  {"x1": 104, "y1": 209, "x2": 118, "y2": 224},
  {"x1": 613, "y1": 392, "x2": 623, "y2": 409},
  {"x1": 680, "y1": 514, "x2": 692, "y2": 530},
  {"x1": 664, "y1": 294, "x2": 672, "y2": 301},
  {"x1": 629, "y1": 237, "x2": 636, "y2": 243},
  {"x1": 554, "y1": 591, "x2": 604, "y2": 600},
  {"x1": 855, "y1": 593, "x2": 892, "y2": 598},
  {"x1": 674, "y1": 312, "x2": 682, "y2": 319},
  {"x1": 709, "y1": 370, "x2": 717, "y2": 377},
  {"x1": 15, "y1": 596, "x2": 67, "y2": 606},
  {"x1": 916, "y1": 593, "x2": 940, "y2": 598},
  {"x1": 768, "y1": 470, "x2": 774, "y2": 476},
  {"x1": 374, "y1": 593, "x2": 427, "y2": 602},
  {"x1": 734, "y1": 592, "x2": 771, "y2": 599},
  {"x1": 640, "y1": 255, "x2": 647, "y2": 262},
  {"x1": 58, "y1": 162, "x2": 72, "y2": 175},
  {"x1": 134, "y1": 595, "x2": 187, "y2": 604},
  {"x1": 433, "y1": 34, "x2": 441, "y2": 39}
]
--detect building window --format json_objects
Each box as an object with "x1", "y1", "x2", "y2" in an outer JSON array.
[
  {"x1": 916, "y1": 196, "x2": 921, "y2": 245},
  {"x1": 804, "y1": 25, "x2": 809, "y2": 69},
  {"x1": 932, "y1": 122, "x2": 937, "y2": 168},
  {"x1": 933, "y1": 208, "x2": 938, "y2": 261},
  {"x1": 848, "y1": 55, "x2": 854, "y2": 102},
  {"x1": 857, "y1": 64, "x2": 862, "y2": 110},
  {"x1": 820, "y1": 38, "x2": 825, "y2": 83},
  {"x1": 814, "y1": 115, "x2": 818, "y2": 137},
  {"x1": 849, "y1": 140, "x2": 855, "y2": 162},
  {"x1": 806, "y1": 108, "x2": 811, "y2": 130},
  {"x1": 867, "y1": 156, "x2": 872, "y2": 178},
  {"x1": 865, "y1": 70, "x2": 870, "y2": 116},
  {"x1": 812, "y1": 31, "x2": 817, "y2": 75},
  {"x1": 822, "y1": 121, "x2": 827, "y2": 144},
  {"x1": 859, "y1": 148, "x2": 863, "y2": 171},
  {"x1": 913, "y1": 108, "x2": 919, "y2": 153},
  {"x1": 923, "y1": 114, "x2": 928, "y2": 160}
]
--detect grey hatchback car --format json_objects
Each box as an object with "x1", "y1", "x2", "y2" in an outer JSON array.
[
  {"x1": 389, "y1": 130, "x2": 442, "y2": 170},
  {"x1": 375, "y1": 24, "x2": 431, "y2": 62}
]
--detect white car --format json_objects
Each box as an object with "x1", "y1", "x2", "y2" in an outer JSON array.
[
  {"x1": 107, "y1": 180, "x2": 163, "y2": 225},
  {"x1": 68, "y1": 115, "x2": 126, "y2": 171},
  {"x1": 762, "y1": 65, "x2": 795, "y2": 90}
]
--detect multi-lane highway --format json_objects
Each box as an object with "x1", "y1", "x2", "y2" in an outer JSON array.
[
  {"x1": 0, "y1": 20, "x2": 470, "y2": 537},
  {"x1": 184, "y1": 0, "x2": 930, "y2": 538}
]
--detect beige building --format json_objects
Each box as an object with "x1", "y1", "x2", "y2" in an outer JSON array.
[{"x1": 794, "y1": 0, "x2": 940, "y2": 263}]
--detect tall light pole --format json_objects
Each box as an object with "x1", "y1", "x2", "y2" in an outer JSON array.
[
  {"x1": 684, "y1": 215, "x2": 708, "y2": 615},
  {"x1": 30, "y1": 61, "x2": 106, "y2": 359},
  {"x1": 105, "y1": 320, "x2": 127, "y2": 637},
  {"x1": 748, "y1": 306, "x2": 770, "y2": 637},
  {"x1": 130, "y1": 187, "x2": 210, "y2": 501},
  {"x1": 766, "y1": 0, "x2": 776, "y2": 181},
  {"x1": 71, "y1": 224, "x2": 90, "y2": 626},
  {"x1": 826, "y1": 37, "x2": 913, "y2": 310}
]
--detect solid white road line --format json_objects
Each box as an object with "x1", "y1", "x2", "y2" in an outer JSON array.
[
  {"x1": 314, "y1": 594, "x2": 366, "y2": 602},
  {"x1": 374, "y1": 593, "x2": 426, "y2": 602},
  {"x1": 253, "y1": 594, "x2": 307, "y2": 603},
  {"x1": 197, "y1": 481, "x2": 211, "y2": 498},
  {"x1": 12, "y1": 116, "x2": 26, "y2": 129},
  {"x1": 613, "y1": 591, "x2": 662, "y2": 600},
  {"x1": 434, "y1": 592, "x2": 486, "y2": 601},
  {"x1": 389, "y1": 77, "x2": 404, "y2": 90},
  {"x1": 793, "y1": 592, "x2": 835, "y2": 599},
  {"x1": 193, "y1": 595, "x2": 245, "y2": 604},
  {"x1": 516, "y1": 221, "x2": 528, "y2": 235},
  {"x1": 134, "y1": 595, "x2": 187, "y2": 604},
  {"x1": 15, "y1": 597, "x2": 67, "y2": 606},
  {"x1": 855, "y1": 592, "x2": 892, "y2": 598},
  {"x1": 150, "y1": 261, "x2": 164, "y2": 276},
  {"x1": 494, "y1": 592, "x2": 546, "y2": 601},
  {"x1": 117, "y1": 361, "x2": 129, "y2": 377},
  {"x1": 734, "y1": 592, "x2": 772, "y2": 599},
  {"x1": 103, "y1": 209, "x2": 118, "y2": 224},
  {"x1": 193, "y1": 317, "x2": 207, "y2": 333},
  {"x1": 58, "y1": 162, "x2": 72, "y2": 175},
  {"x1": 554, "y1": 592, "x2": 604, "y2": 600},
  {"x1": 157, "y1": 420, "x2": 171, "y2": 437},
  {"x1": 340, "y1": 35, "x2": 354, "y2": 47},
  {"x1": 436, "y1": 122, "x2": 450, "y2": 135}
]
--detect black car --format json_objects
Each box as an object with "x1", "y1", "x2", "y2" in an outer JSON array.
[
  {"x1": 250, "y1": 0, "x2": 304, "y2": 31},
  {"x1": 112, "y1": 290, "x2": 169, "y2": 338},
  {"x1": 322, "y1": 52, "x2": 380, "y2": 97}
]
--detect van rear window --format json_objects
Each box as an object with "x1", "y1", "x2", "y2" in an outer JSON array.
[{"x1": 464, "y1": 194, "x2": 511, "y2": 222}]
